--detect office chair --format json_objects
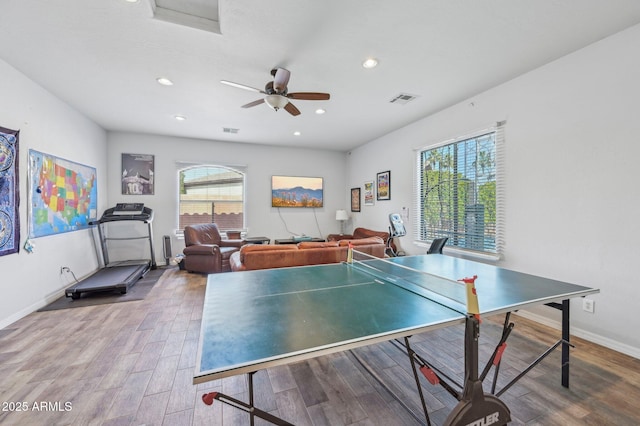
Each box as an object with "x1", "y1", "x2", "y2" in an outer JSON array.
[{"x1": 427, "y1": 237, "x2": 448, "y2": 254}]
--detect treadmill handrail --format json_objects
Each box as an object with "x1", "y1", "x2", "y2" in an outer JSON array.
[{"x1": 93, "y1": 206, "x2": 157, "y2": 270}]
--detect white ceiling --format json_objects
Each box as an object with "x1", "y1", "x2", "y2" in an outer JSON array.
[{"x1": 2, "y1": 0, "x2": 640, "y2": 151}]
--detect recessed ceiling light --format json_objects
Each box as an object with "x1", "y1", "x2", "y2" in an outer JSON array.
[
  {"x1": 315, "y1": 108, "x2": 326, "y2": 115},
  {"x1": 156, "y1": 77, "x2": 173, "y2": 86},
  {"x1": 174, "y1": 115, "x2": 186, "y2": 121},
  {"x1": 293, "y1": 131, "x2": 301, "y2": 136},
  {"x1": 124, "y1": 0, "x2": 139, "y2": 3},
  {"x1": 362, "y1": 58, "x2": 378, "y2": 69}
]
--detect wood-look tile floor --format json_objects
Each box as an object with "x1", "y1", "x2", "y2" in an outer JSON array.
[{"x1": 1, "y1": 267, "x2": 639, "y2": 425}]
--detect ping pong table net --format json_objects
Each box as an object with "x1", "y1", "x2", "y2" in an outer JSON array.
[{"x1": 349, "y1": 249, "x2": 480, "y2": 317}]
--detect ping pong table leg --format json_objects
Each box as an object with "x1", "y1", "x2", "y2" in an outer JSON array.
[
  {"x1": 444, "y1": 315, "x2": 511, "y2": 426},
  {"x1": 404, "y1": 336, "x2": 433, "y2": 426},
  {"x1": 545, "y1": 299, "x2": 571, "y2": 388},
  {"x1": 479, "y1": 312, "x2": 514, "y2": 394},
  {"x1": 494, "y1": 301, "x2": 576, "y2": 397},
  {"x1": 561, "y1": 299, "x2": 570, "y2": 388},
  {"x1": 201, "y1": 372, "x2": 295, "y2": 426},
  {"x1": 248, "y1": 372, "x2": 256, "y2": 426}
]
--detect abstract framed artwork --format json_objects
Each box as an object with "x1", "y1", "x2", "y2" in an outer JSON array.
[
  {"x1": 122, "y1": 153, "x2": 154, "y2": 195},
  {"x1": 351, "y1": 187, "x2": 361, "y2": 212},
  {"x1": 0, "y1": 126, "x2": 19, "y2": 256},
  {"x1": 363, "y1": 180, "x2": 375, "y2": 206},
  {"x1": 376, "y1": 170, "x2": 391, "y2": 201}
]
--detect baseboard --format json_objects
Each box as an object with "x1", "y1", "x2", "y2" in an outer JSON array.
[
  {"x1": 516, "y1": 310, "x2": 640, "y2": 360},
  {"x1": 0, "y1": 287, "x2": 67, "y2": 330}
]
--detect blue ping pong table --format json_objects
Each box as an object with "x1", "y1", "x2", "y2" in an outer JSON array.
[{"x1": 194, "y1": 254, "x2": 599, "y2": 425}]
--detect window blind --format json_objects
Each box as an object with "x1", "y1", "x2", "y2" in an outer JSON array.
[{"x1": 414, "y1": 122, "x2": 505, "y2": 256}]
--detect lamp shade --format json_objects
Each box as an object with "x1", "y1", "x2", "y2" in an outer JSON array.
[
  {"x1": 335, "y1": 209, "x2": 349, "y2": 221},
  {"x1": 265, "y1": 94, "x2": 288, "y2": 111}
]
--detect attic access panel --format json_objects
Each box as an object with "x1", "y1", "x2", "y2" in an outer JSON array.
[{"x1": 150, "y1": 0, "x2": 221, "y2": 34}]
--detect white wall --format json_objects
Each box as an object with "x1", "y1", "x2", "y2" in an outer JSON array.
[
  {"x1": 0, "y1": 59, "x2": 108, "y2": 328},
  {"x1": 346, "y1": 24, "x2": 640, "y2": 358},
  {"x1": 106, "y1": 132, "x2": 347, "y2": 260}
]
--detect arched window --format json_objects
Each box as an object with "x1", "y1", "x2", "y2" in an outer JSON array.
[{"x1": 178, "y1": 165, "x2": 245, "y2": 232}]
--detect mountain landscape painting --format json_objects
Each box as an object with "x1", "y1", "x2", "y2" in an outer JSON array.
[{"x1": 271, "y1": 175, "x2": 323, "y2": 208}]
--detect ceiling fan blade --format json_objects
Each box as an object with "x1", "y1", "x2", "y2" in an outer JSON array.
[
  {"x1": 284, "y1": 102, "x2": 301, "y2": 116},
  {"x1": 272, "y1": 68, "x2": 291, "y2": 93},
  {"x1": 221, "y1": 80, "x2": 264, "y2": 93},
  {"x1": 241, "y1": 98, "x2": 265, "y2": 108},
  {"x1": 287, "y1": 92, "x2": 330, "y2": 100}
]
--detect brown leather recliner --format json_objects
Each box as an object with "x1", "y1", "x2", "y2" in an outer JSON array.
[{"x1": 183, "y1": 223, "x2": 245, "y2": 273}]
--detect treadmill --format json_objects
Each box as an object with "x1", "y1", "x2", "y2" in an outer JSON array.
[{"x1": 65, "y1": 203, "x2": 157, "y2": 299}]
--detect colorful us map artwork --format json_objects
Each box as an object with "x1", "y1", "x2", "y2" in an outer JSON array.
[
  {"x1": 28, "y1": 149, "x2": 97, "y2": 238},
  {"x1": 0, "y1": 126, "x2": 19, "y2": 256}
]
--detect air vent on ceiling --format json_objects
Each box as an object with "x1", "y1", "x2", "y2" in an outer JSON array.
[
  {"x1": 223, "y1": 127, "x2": 239, "y2": 134},
  {"x1": 389, "y1": 93, "x2": 419, "y2": 105}
]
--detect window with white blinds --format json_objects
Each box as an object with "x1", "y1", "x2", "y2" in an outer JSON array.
[
  {"x1": 177, "y1": 164, "x2": 246, "y2": 232},
  {"x1": 415, "y1": 122, "x2": 505, "y2": 256}
]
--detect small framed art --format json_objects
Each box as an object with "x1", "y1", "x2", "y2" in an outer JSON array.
[
  {"x1": 351, "y1": 187, "x2": 361, "y2": 212},
  {"x1": 363, "y1": 180, "x2": 375, "y2": 206},
  {"x1": 376, "y1": 170, "x2": 390, "y2": 201}
]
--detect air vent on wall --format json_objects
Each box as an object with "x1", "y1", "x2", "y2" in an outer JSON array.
[
  {"x1": 389, "y1": 93, "x2": 419, "y2": 105},
  {"x1": 223, "y1": 127, "x2": 239, "y2": 134}
]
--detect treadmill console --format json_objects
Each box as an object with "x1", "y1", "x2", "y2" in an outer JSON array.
[
  {"x1": 95, "y1": 204, "x2": 153, "y2": 224},
  {"x1": 113, "y1": 203, "x2": 145, "y2": 215}
]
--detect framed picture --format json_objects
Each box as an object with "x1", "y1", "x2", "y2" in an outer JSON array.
[
  {"x1": 376, "y1": 170, "x2": 391, "y2": 201},
  {"x1": 271, "y1": 175, "x2": 323, "y2": 208},
  {"x1": 363, "y1": 180, "x2": 375, "y2": 206},
  {"x1": 122, "y1": 153, "x2": 154, "y2": 195},
  {"x1": 351, "y1": 187, "x2": 361, "y2": 212}
]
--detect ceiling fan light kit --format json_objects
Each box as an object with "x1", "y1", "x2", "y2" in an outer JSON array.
[
  {"x1": 221, "y1": 67, "x2": 330, "y2": 116},
  {"x1": 265, "y1": 94, "x2": 288, "y2": 111}
]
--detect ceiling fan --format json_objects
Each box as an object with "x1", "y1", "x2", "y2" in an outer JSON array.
[{"x1": 220, "y1": 68, "x2": 330, "y2": 116}]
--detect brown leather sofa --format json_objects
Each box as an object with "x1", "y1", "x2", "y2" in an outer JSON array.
[
  {"x1": 183, "y1": 223, "x2": 245, "y2": 273},
  {"x1": 327, "y1": 227, "x2": 395, "y2": 252},
  {"x1": 229, "y1": 237, "x2": 385, "y2": 272}
]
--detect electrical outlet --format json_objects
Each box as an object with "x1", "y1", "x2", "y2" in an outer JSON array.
[{"x1": 582, "y1": 298, "x2": 595, "y2": 313}]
